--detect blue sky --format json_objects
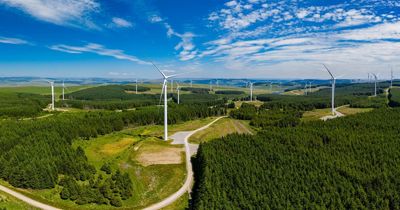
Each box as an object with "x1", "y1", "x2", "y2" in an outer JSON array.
[{"x1": 0, "y1": 0, "x2": 399, "y2": 79}]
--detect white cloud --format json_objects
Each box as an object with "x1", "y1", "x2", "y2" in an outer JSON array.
[
  {"x1": 148, "y1": 15, "x2": 163, "y2": 23},
  {"x1": 174, "y1": 32, "x2": 198, "y2": 61},
  {"x1": 111, "y1": 17, "x2": 133, "y2": 28},
  {"x1": 50, "y1": 43, "x2": 150, "y2": 65},
  {"x1": 0, "y1": 0, "x2": 99, "y2": 28},
  {"x1": 0, "y1": 36, "x2": 28, "y2": 45}
]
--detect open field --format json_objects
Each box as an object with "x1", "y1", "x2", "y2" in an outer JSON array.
[
  {"x1": 234, "y1": 100, "x2": 264, "y2": 108},
  {"x1": 336, "y1": 105, "x2": 373, "y2": 115},
  {"x1": 301, "y1": 108, "x2": 332, "y2": 122},
  {"x1": 161, "y1": 192, "x2": 189, "y2": 210},
  {"x1": 189, "y1": 118, "x2": 253, "y2": 144}
]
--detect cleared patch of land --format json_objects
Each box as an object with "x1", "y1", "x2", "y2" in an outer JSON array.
[
  {"x1": 189, "y1": 118, "x2": 253, "y2": 144},
  {"x1": 135, "y1": 141, "x2": 184, "y2": 166},
  {"x1": 234, "y1": 100, "x2": 264, "y2": 108},
  {"x1": 161, "y1": 192, "x2": 189, "y2": 210}
]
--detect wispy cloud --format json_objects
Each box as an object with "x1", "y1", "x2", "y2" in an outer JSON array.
[
  {"x1": 49, "y1": 43, "x2": 151, "y2": 65},
  {"x1": 0, "y1": 0, "x2": 100, "y2": 28},
  {"x1": 0, "y1": 36, "x2": 28, "y2": 45},
  {"x1": 111, "y1": 17, "x2": 133, "y2": 28}
]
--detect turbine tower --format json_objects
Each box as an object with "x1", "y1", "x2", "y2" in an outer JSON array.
[
  {"x1": 249, "y1": 82, "x2": 254, "y2": 101},
  {"x1": 62, "y1": 81, "x2": 65, "y2": 101},
  {"x1": 153, "y1": 63, "x2": 179, "y2": 141},
  {"x1": 209, "y1": 80, "x2": 212, "y2": 91},
  {"x1": 372, "y1": 73, "x2": 378, "y2": 96},
  {"x1": 391, "y1": 69, "x2": 394, "y2": 88},
  {"x1": 47, "y1": 81, "x2": 55, "y2": 111},
  {"x1": 322, "y1": 64, "x2": 336, "y2": 116},
  {"x1": 176, "y1": 82, "x2": 181, "y2": 104},
  {"x1": 136, "y1": 79, "x2": 138, "y2": 94}
]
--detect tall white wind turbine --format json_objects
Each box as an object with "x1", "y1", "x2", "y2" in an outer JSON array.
[
  {"x1": 152, "y1": 63, "x2": 181, "y2": 141},
  {"x1": 47, "y1": 80, "x2": 55, "y2": 111},
  {"x1": 322, "y1": 64, "x2": 336, "y2": 116}
]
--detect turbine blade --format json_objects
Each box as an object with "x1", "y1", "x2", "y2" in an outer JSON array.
[
  {"x1": 152, "y1": 62, "x2": 167, "y2": 79},
  {"x1": 322, "y1": 64, "x2": 335, "y2": 79}
]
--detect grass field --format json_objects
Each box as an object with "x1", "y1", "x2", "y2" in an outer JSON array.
[
  {"x1": 161, "y1": 192, "x2": 189, "y2": 210},
  {"x1": 301, "y1": 108, "x2": 333, "y2": 122},
  {"x1": 336, "y1": 105, "x2": 373, "y2": 115},
  {"x1": 234, "y1": 100, "x2": 264, "y2": 108},
  {"x1": 189, "y1": 118, "x2": 253, "y2": 144},
  {"x1": 0, "y1": 190, "x2": 38, "y2": 210}
]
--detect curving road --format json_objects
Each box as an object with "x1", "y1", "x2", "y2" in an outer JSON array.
[
  {"x1": 143, "y1": 116, "x2": 226, "y2": 210},
  {"x1": 0, "y1": 185, "x2": 60, "y2": 210}
]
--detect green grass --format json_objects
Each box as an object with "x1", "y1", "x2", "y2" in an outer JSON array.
[
  {"x1": 0, "y1": 190, "x2": 38, "y2": 210},
  {"x1": 161, "y1": 192, "x2": 189, "y2": 210},
  {"x1": 189, "y1": 118, "x2": 254, "y2": 144},
  {"x1": 336, "y1": 105, "x2": 373, "y2": 115},
  {"x1": 301, "y1": 108, "x2": 332, "y2": 122}
]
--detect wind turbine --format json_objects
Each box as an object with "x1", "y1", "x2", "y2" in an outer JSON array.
[
  {"x1": 47, "y1": 80, "x2": 55, "y2": 111},
  {"x1": 62, "y1": 81, "x2": 65, "y2": 101},
  {"x1": 304, "y1": 83, "x2": 308, "y2": 96},
  {"x1": 190, "y1": 80, "x2": 193, "y2": 87},
  {"x1": 136, "y1": 79, "x2": 138, "y2": 94},
  {"x1": 371, "y1": 73, "x2": 378, "y2": 96},
  {"x1": 249, "y1": 81, "x2": 254, "y2": 101},
  {"x1": 171, "y1": 79, "x2": 174, "y2": 93},
  {"x1": 391, "y1": 69, "x2": 394, "y2": 88},
  {"x1": 309, "y1": 81, "x2": 313, "y2": 94},
  {"x1": 322, "y1": 64, "x2": 336, "y2": 116},
  {"x1": 209, "y1": 80, "x2": 213, "y2": 91},
  {"x1": 152, "y1": 63, "x2": 180, "y2": 141},
  {"x1": 176, "y1": 82, "x2": 181, "y2": 104}
]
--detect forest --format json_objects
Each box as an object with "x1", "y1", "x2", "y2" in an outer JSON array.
[
  {"x1": 0, "y1": 92, "x2": 48, "y2": 118},
  {"x1": 388, "y1": 88, "x2": 400, "y2": 107},
  {"x1": 192, "y1": 107, "x2": 400, "y2": 209}
]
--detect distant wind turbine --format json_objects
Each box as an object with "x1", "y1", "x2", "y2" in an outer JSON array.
[
  {"x1": 322, "y1": 64, "x2": 336, "y2": 116},
  {"x1": 190, "y1": 80, "x2": 193, "y2": 87},
  {"x1": 176, "y1": 82, "x2": 181, "y2": 104},
  {"x1": 209, "y1": 80, "x2": 212, "y2": 91},
  {"x1": 136, "y1": 79, "x2": 138, "y2": 94},
  {"x1": 249, "y1": 81, "x2": 254, "y2": 101},
  {"x1": 371, "y1": 73, "x2": 378, "y2": 96},
  {"x1": 62, "y1": 81, "x2": 65, "y2": 101},
  {"x1": 391, "y1": 69, "x2": 394, "y2": 88}
]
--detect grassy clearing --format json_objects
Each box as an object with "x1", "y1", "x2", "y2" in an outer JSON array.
[
  {"x1": 301, "y1": 108, "x2": 332, "y2": 122},
  {"x1": 189, "y1": 118, "x2": 253, "y2": 144},
  {"x1": 336, "y1": 105, "x2": 373, "y2": 116},
  {"x1": 0, "y1": 190, "x2": 38, "y2": 210},
  {"x1": 234, "y1": 100, "x2": 264, "y2": 108},
  {"x1": 161, "y1": 192, "x2": 189, "y2": 210}
]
